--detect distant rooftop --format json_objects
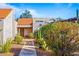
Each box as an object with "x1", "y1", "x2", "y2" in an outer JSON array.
[{"x1": 18, "y1": 18, "x2": 33, "y2": 25}]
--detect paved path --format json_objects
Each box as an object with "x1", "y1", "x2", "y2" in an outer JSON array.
[{"x1": 19, "y1": 39, "x2": 37, "y2": 56}]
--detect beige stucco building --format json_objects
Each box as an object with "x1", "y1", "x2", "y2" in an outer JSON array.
[{"x1": 33, "y1": 18, "x2": 54, "y2": 32}]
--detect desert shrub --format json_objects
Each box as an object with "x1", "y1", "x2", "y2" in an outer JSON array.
[
  {"x1": 28, "y1": 33, "x2": 34, "y2": 39},
  {"x1": 34, "y1": 31, "x2": 37, "y2": 39},
  {"x1": 41, "y1": 38, "x2": 48, "y2": 50},
  {"x1": 2, "y1": 38, "x2": 13, "y2": 53},
  {"x1": 35, "y1": 22, "x2": 79, "y2": 56},
  {"x1": 15, "y1": 34, "x2": 23, "y2": 44},
  {"x1": 34, "y1": 29, "x2": 48, "y2": 50},
  {"x1": 36, "y1": 37, "x2": 48, "y2": 50}
]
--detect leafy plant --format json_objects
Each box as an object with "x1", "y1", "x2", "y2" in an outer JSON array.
[
  {"x1": 35, "y1": 29, "x2": 48, "y2": 50},
  {"x1": 15, "y1": 34, "x2": 23, "y2": 44},
  {"x1": 41, "y1": 38, "x2": 48, "y2": 50},
  {"x1": 2, "y1": 38, "x2": 13, "y2": 53},
  {"x1": 28, "y1": 33, "x2": 34, "y2": 39}
]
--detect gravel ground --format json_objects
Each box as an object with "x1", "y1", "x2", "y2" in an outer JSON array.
[{"x1": 36, "y1": 48, "x2": 53, "y2": 56}]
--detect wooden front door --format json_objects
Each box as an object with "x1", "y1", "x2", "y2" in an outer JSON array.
[
  {"x1": 24, "y1": 29, "x2": 29, "y2": 37},
  {"x1": 20, "y1": 28, "x2": 24, "y2": 37}
]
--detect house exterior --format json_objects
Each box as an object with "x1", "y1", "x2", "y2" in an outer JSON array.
[
  {"x1": 0, "y1": 9, "x2": 17, "y2": 45},
  {"x1": 17, "y1": 18, "x2": 33, "y2": 37},
  {"x1": 12, "y1": 20, "x2": 17, "y2": 38}
]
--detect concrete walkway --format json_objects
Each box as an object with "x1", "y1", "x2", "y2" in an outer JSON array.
[{"x1": 19, "y1": 39, "x2": 37, "y2": 56}]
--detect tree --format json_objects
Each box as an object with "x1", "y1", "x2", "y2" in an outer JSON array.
[
  {"x1": 36, "y1": 22, "x2": 79, "y2": 56},
  {"x1": 76, "y1": 9, "x2": 79, "y2": 23},
  {"x1": 20, "y1": 10, "x2": 32, "y2": 18}
]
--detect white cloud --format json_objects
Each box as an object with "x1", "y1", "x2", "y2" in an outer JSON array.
[
  {"x1": 0, "y1": 3, "x2": 25, "y2": 18},
  {"x1": 0, "y1": 3, "x2": 41, "y2": 18},
  {"x1": 27, "y1": 9, "x2": 41, "y2": 17},
  {"x1": 0, "y1": 3, "x2": 12, "y2": 8}
]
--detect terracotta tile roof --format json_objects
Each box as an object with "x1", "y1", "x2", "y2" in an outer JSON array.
[
  {"x1": 18, "y1": 18, "x2": 33, "y2": 25},
  {"x1": 0, "y1": 9, "x2": 11, "y2": 19}
]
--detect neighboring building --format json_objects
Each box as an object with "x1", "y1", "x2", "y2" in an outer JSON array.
[
  {"x1": 0, "y1": 9, "x2": 17, "y2": 45},
  {"x1": 17, "y1": 18, "x2": 33, "y2": 37},
  {"x1": 33, "y1": 18, "x2": 54, "y2": 32}
]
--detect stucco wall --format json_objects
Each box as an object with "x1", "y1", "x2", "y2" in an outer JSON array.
[
  {"x1": 12, "y1": 21, "x2": 17, "y2": 38},
  {"x1": 3, "y1": 10, "x2": 14, "y2": 44},
  {"x1": 0, "y1": 20, "x2": 3, "y2": 45}
]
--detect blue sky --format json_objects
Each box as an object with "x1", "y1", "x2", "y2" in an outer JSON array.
[{"x1": 0, "y1": 3, "x2": 79, "y2": 19}]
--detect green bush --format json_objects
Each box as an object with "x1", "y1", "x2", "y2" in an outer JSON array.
[
  {"x1": 35, "y1": 22, "x2": 79, "y2": 55},
  {"x1": 15, "y1": 34, "x2": 23, "y2": 44},
  {"x1": 28, "y1": 33, "x2": 34, "y2": 39},
  {"x1": 2, "y1": 38, "x2": 13, "y2": 53}
]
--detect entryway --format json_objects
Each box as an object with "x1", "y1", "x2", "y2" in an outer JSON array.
[
  {"x1": 18, "y1": 27, "x2": 32, "y2": 38},
  {"x1": 19, "y1": 39, "x2": 37, "y2": 56}
]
